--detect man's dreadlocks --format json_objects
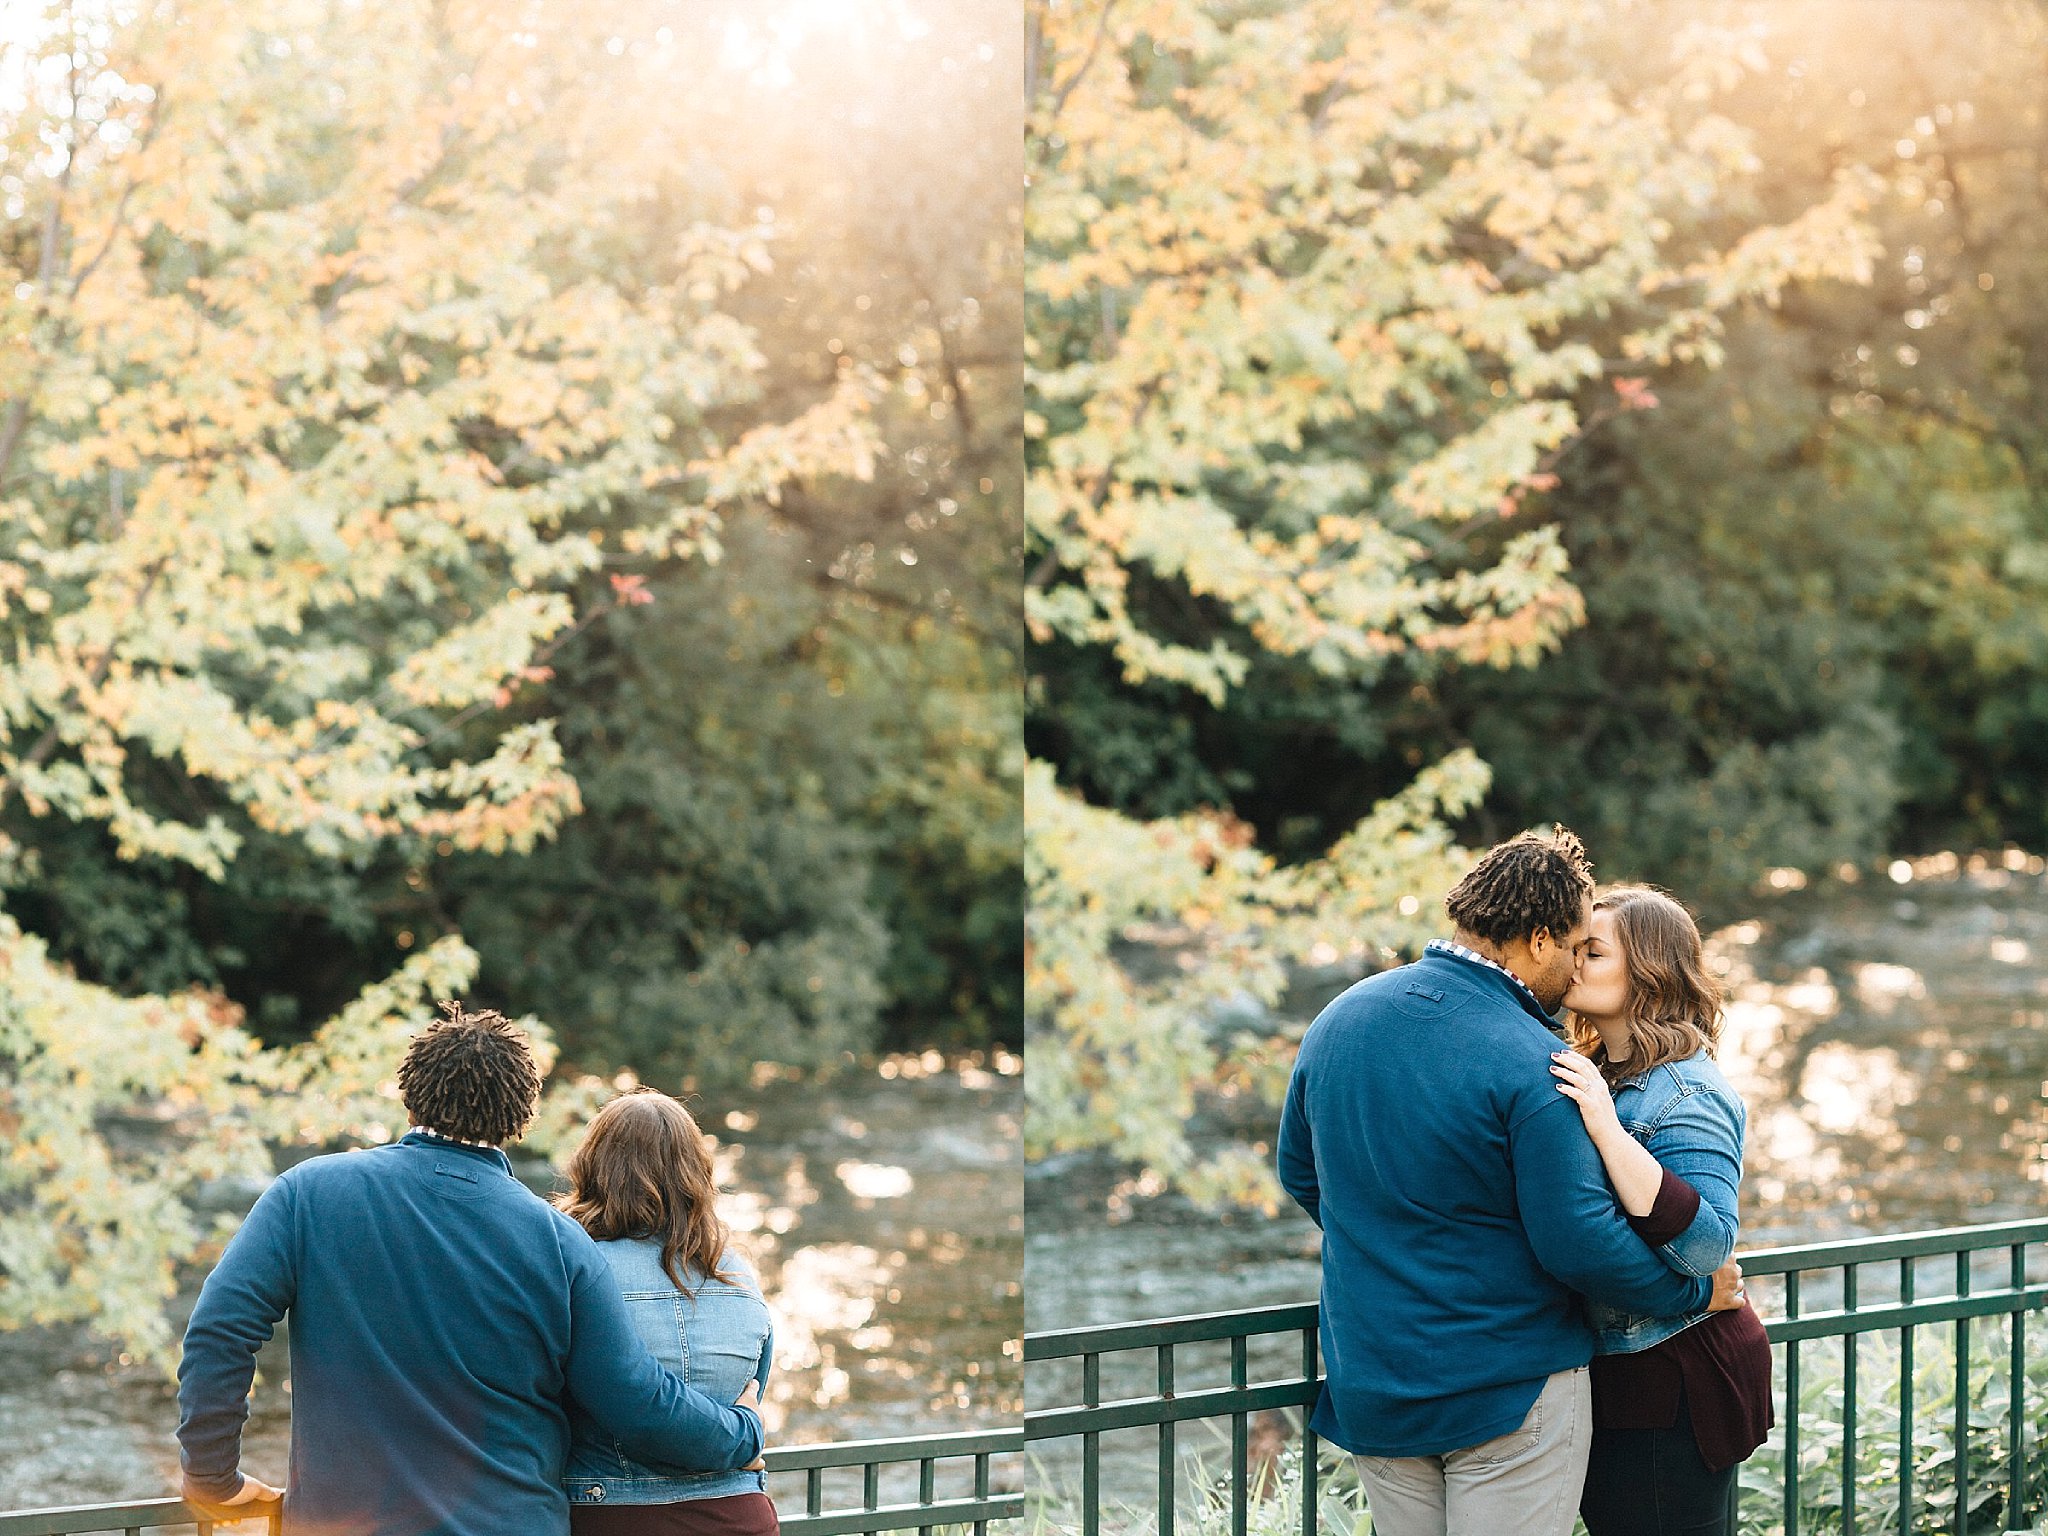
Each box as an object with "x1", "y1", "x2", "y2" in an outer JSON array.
[
  {"x1": 1443, "y1": 827, "x2": 1595, "y2": 945},
  {"x1": 395, "y1": 1000, "x2": 542, "y2": 1146}
]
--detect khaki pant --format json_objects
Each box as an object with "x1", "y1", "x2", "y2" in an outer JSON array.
[{"x1": 1353, "y1": 1365, "x2": 1592, "y2": 1536}]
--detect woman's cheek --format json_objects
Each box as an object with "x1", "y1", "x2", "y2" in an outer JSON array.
[{"x1": 1585, "y1": 967, "x2": 1624, "y2": 1014}]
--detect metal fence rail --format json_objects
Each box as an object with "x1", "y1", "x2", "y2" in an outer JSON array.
[
  {"x1": 1026, "y1": 1304, "x2": 1321, "y2": 1536},
  {"x1": 1023, "y1": 1218, "x2": 2048, "y2": 1536},
  {"x1": 0, "y1": 1428, "x2": 1026, "y2": 1536},
  {"x1": 0, "y1": 1500, "x2": 275, "y2": 1536},
  {"x1": 767, "y1": 1428, "x2": 1025, "y2": 1536},
  {"x1": 1738, "y1": 1217, "x2": 2048, "y2": 1536}
]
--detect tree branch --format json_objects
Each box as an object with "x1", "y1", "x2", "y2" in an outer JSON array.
[
  {"x1": 4, "y1": 557, "x2": 170, "y2": 795},
  {"x1": 1026, "y1": 375, "x2": 1163, "y2": 592},
  {"x1": 67, "y1": 94, "x2": 165, "y2": 300},
  {"x1": 1043, "y1": 1, "x2": 1119, "y2": 125},
  {"x1": 0, "y1": 26, "x2": 86, "y2": 491}
]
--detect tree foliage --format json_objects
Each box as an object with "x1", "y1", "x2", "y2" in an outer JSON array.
[
  {"x1": 1294, "y1": 0, "x2": 2048, "y2": 915},
  {"x1": 1080, "y1": 0, "x2": 2048, "y2": 923},
  {"x1": 1024, "y1": 0, "x2": 1879, "y2": 1197},
  {"x1": 0, "y1": 1, "x2": 1023, "y2": 1097},
  {"x1": 0, "y1": 0, "x2": 1021, "y2": 1361}
]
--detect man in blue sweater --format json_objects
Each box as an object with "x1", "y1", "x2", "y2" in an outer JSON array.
[
  {"x1": 1277, "y1": 829, "x2": 1740, "y2": 1536},
  {"x1": 177, "y1": 1004, "x2": 764, "y2": 1535}
]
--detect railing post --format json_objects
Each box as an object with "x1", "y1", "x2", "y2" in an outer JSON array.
[
  {"x1": 1301, "y1": 1324, "x2": 1318, "y2": 1536},
  {"x1": 1230, "y1": 1334, "x2": 1248, "y2": 1536},
  {"x1": 2010, "y1": 1242, "x2": 2028, "y2": 1532},
  {"x1": 1082, "y1": 1351, "x2": 1101, "y2": 1536},
  {"x1": 1786, "y1": 1269, "x2": 1801, "y2": 1536},
  {"x1": 1844, "y1": 1263, "x2": 1858, "y2": 1536},
  {"x1": 1158, "y1": 1343, "x2": 1176, "y2": 1536},
  {"x1": 1955, "y1": 1250, "x2": 1971, "y2": 1536},
  {"x1": 1901, "y1": 1256, "x2": 1916, "y2": 1536}
]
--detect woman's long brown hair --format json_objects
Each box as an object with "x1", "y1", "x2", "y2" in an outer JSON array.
[
  {"x1": 555, "y1": 1089, "x2": 738, "y2": 1293},
  {"x1": 1566, "y1": 885, "x2": 1724, "y2": 1086}
]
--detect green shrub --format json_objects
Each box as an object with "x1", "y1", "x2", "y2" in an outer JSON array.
[{"x1": 1737, "y1": 1325, "x2": 2048, "y2": 1536}]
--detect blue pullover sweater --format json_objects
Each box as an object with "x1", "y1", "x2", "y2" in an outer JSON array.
[
  {"x1": 177, "y1": 1132, "x2": 762, "y2": 1536},
  {"x1": 1276, "y1": 947, "x2": 1714, "y2": 1458}
]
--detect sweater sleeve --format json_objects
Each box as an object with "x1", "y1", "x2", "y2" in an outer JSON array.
[
  {"x1": 1627, "y1": 1167, "x2": 1702, "y2": 1248},
  {"x1": 1276, "y1": 1050, "x2": 1321, "y2": 1228},
  {"x1": 1511, "y1": 1097, "x2": 1714, "y2": 1317},
  {"x1": 563, "y1": 1243, "x2": 764, "y2": 1471},
  {"x1": 177, "y1": 1176, "x2": 298, "y2": 1501}
]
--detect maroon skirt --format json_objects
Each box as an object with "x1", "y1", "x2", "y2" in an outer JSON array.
[{"x1": 570, "y1": 1492, "x2": 780, "y2": 1536}]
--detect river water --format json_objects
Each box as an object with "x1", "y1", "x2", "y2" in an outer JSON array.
[
  {"x1": 1023, "y1": 858, "x2": 2048, "y2": 1523},
  {"x1": 1027, "y1": 857, "x2": 2048, "y2": 1331},
  {"x1": 0, "y1": 1052, "x2": 1022, "y2": 1510},
  {"x1": 16, "y1": 861, "x2": 2047, "y2": 1515}
]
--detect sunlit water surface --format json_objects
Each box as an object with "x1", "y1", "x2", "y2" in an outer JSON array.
[
  {"x1": 1028, "y1": 859, "x2": 2048, "y2": 1328},
  {"x1": 1023, "y1": 861, "x2": 2048, "y2": 1522},
  {"x1": 0, "y1": 1055, "x2": 1022, "y2": 1508}
]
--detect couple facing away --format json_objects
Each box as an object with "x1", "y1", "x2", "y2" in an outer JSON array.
[
  {"x1": 176, "y1": 1004, "x2": 778, "y2": 1536},
  {"x1": 1279, "y1": 828, "x2": 1773, "y2": 1536}
]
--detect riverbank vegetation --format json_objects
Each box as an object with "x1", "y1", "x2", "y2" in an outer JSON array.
[
  {"x1": 1026, "y1": 0, "x2": 2048, "y2": 1196},
  {"x1": 0, "y1": 0, "x2": 1018, "y2": 1359}
]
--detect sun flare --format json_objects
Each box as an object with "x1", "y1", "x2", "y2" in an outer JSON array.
[{"x1": 714, "y1": 0, "x2": 932, "y2": 88}]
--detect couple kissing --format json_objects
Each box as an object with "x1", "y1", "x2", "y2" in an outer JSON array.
[{"x1": 1279, "y1": 828, "x2": 1772, "y2": 1536}]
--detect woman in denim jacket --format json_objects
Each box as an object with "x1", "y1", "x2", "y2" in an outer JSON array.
[
  {"x1": 1550, "y1": 886, "x2": 1773, "y2": 1536},
  {"x1": 557, "y1": 1091, "x2": 778, "y2": 1536}
]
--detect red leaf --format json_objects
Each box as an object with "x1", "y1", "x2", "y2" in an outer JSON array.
[
  {"x1": 609, "y1": 572, "x2": 655, "y2": 606},
  {"x1": 1613, "y1": 376, "x2": 1660, "y2": 411}
]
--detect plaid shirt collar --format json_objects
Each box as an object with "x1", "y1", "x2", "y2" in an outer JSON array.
[
  {"x1": 412, "y1": 1124, "x2": 497, "y2": 1149},
  {"x1": 1425, "y1": 937, "x2": 1550, "y2": 1018}
]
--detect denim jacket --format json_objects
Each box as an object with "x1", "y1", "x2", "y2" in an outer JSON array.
[
  {"x1": 1587, "y1": 1049, "x2": 1747, "y2": 1355},
  {"x1": 565, "y1": 1239, "x2": 774, "y2": 1505}
]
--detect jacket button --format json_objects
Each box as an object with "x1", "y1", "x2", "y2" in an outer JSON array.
[{"x1": 587, "y1": 1486, "x2": 605, "y2": 1501}]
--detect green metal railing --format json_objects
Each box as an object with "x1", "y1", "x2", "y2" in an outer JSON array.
[
  {"x1": 0, "y1": 1428, "x2": 1025, "y2": 1536},
  {"x1": 1024, "y1": 1218, "x2": 2048, "y2": 1535},
  {"x1": 1027, "y1": 1301, "x2": 1320, "y2": 1536}
]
